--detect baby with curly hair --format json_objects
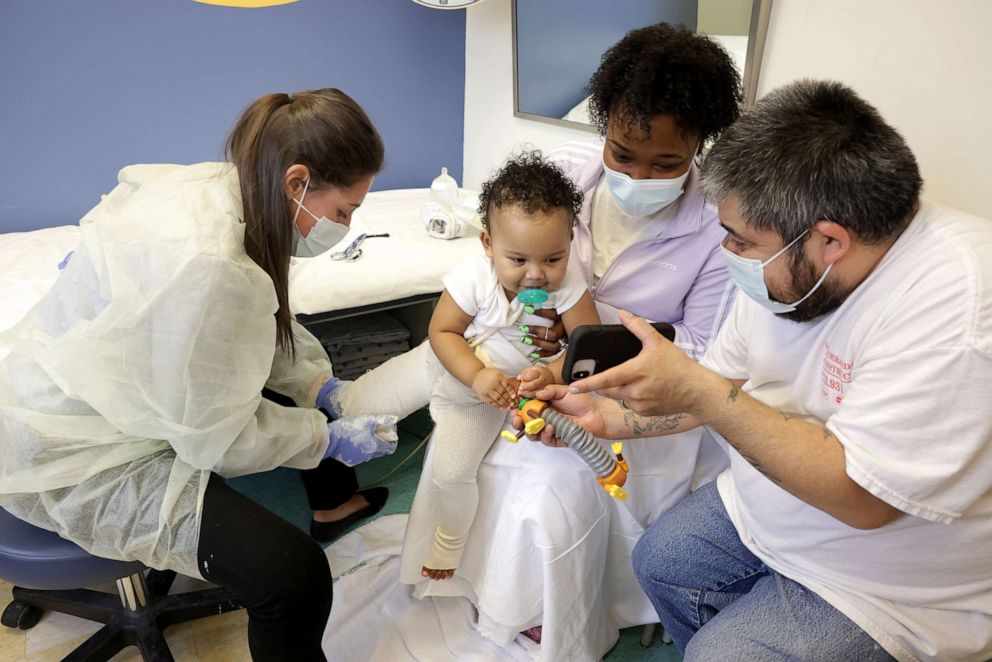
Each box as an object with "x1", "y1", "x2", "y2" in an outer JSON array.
[{"x1": 419, "y1": 151, "x2": 601, "y2": 580}]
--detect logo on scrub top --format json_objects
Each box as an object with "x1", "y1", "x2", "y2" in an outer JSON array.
[{"x1": 820, "y1": 341, "x2": 852, "y2": 406}]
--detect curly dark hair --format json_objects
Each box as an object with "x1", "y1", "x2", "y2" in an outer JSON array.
[
  {"x1": 477, "y1": 150, "x2": 583, "y2": 232},
  {"x1": 588, "y1": 23, "x2": 742, "y2": 144}
]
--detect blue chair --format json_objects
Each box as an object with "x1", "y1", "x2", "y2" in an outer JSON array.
[{"x1": 0, "y1": 507, "x2": 244, "y2": 661}]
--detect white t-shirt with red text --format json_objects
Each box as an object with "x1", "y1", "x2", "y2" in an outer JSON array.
[{"x1": 701, "y1": 203, "x2": 992, "y2": 661}]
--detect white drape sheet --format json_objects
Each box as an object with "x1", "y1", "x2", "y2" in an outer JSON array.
[{"x1": 323, "y1": 514, "x2": 538, "y2": 661}]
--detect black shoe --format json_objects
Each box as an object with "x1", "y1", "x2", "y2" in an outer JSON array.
[{"x1": 310, "y1": 487, "x2": 389, "y2": 543}]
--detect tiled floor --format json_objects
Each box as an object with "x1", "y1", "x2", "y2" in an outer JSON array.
[{"x1": 1, "y1": 409, "x2": 680, "y2": 661}]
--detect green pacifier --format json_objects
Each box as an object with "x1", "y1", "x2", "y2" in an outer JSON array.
[{"x1": 517, "y1": 288, "x2": 549, "y2": 314}]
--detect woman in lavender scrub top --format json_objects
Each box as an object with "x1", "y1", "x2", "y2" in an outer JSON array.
[{"x1": 342, "y1": 23, "x2": 744, "y2": 661}]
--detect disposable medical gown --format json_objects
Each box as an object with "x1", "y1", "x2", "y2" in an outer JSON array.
[{"x1": 0, "y1": 163, "x2": 331, "y2": 579}]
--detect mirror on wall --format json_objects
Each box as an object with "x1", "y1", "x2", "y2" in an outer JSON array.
[{"x1": 512, "y1": 0, "x2": 773, "y2": 131}]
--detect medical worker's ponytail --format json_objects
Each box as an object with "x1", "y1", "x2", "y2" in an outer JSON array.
[{"x1": 226, "y1": 89, "x2": 384, "y2": 357}]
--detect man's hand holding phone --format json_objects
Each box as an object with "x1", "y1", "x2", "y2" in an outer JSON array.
[
  {"x1": 561, "y1": 317, "x2": 675, "y2": 384},
  {"x1": 514, "y1": 311, "x2": 706, "y2": 445},
  {"x1": 568, "y1": 310, "x2": 702, "y2": 417}
]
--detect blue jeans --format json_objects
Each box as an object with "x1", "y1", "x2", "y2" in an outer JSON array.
[{"x1": 632, "y1": 482, "x2": 895, "y2": 661}]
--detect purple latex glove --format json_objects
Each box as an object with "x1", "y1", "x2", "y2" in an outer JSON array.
[
  {"x1": 316, "y1": 377, "x2": 351, "y2": 419},
  {"x1": 323, "y1": 414, "x2": 399, "y2": 467}
]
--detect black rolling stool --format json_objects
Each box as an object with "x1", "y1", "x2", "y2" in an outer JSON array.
[{"x1": 0, "y1": 507, "x2": 244, "y2": 661}]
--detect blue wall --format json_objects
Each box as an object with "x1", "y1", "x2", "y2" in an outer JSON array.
[
  {"x1": 0, "y1": 1, "x2": 465, "y2": 233},
  {"x1": 516, "y1": 0, "x2": 697, "y2": 119}
]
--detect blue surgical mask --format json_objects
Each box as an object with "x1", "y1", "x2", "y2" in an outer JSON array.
[
  {"x1": 720, "y1": 230, "x2": 833, "y2": 314},
  {"x1": 602, "y1": 159, "x2": 690, "y2": 217},
  {"x1": 292, "y1": 178, "x2": 350, "y2": 258}
]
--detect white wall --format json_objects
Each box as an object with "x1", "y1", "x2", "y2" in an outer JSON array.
[
  {"x1": 463, "y1": 0, "x2": 594, "y2": 190},
  {"x1": 698, "y1": 0, "x2": 752, "y2": 36},
  {"x1": 757, "y1": 0, "x2": 992, "y2": 219}
]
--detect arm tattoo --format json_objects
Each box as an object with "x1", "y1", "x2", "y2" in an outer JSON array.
[
  {"x1": 739, "y1": 451, "x2": 783, "y2": 486},
  {"x1": 623, "y1": 409, "x2": 687, "y2": 436},
  {"x1": 727, "y1": 385, "x2": 740, "y2": 403}
]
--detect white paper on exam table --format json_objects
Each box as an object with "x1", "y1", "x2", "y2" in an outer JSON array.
[{"x1": 289, "y1": 189, "x2": 484, "y2": 315}]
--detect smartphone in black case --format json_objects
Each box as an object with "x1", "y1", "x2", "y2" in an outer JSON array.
[{"x1": 561, "y1": 322, "x2": 676, "y2": 384}]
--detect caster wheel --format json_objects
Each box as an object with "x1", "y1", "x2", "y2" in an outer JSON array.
[{"x1": 2, "y1": 601, "x2": 43, "y2": 630}]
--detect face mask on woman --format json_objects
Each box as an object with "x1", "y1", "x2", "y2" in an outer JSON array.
[
  {"x1": 602, "y1": 159, "x2": 691, "y2": 217},
  {"x1": 291, "y1": 178, "x2": 349, "y2": 257}
]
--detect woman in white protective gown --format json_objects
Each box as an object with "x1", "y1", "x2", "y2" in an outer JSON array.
[
  {"x1": 0, "y1": 88, "x2": 398, "y2": 661},
  {"x1": 339, "y1": 23, "x2": 747, "y2": 661}
]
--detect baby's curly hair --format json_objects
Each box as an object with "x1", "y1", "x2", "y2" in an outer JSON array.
[
  {"x1": 588, "y1": 23, "x2": 742, "y2": 144},
  {"x1": 477, "y1": 150, "x2": 583, "y2": 232}
]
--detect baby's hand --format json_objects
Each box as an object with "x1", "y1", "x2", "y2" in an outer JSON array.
[
  {"x1": 472, "y1": 368, "x2": 517, "y2": 409},
  {"x1": 518, "y1": 366, "x2": 555, "y2": 396}
]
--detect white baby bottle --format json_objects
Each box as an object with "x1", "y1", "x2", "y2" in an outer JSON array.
[{"x1": 430, "y1": 167, "x2": 459, "y2": 211}]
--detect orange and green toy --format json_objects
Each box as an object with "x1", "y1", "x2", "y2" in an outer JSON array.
[{"x1": 500, "y1": 395, "x2": 629, "y2": 500}]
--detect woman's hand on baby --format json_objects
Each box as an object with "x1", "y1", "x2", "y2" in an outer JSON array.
[
  {"x1": 472, "y1": 368, "x2": 518, "y2": 409},
  {"x1": 521, "y1": 309, "x2": 565, "y2": 357},
  {"x1": 517, "y1": 366, "x2": 554, "y2": 396}
]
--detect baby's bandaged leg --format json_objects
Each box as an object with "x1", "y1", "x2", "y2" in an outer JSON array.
[
  {"x1": 423, "y1": 375, "x2": 508, "y2": 570},
  {"x1": 339, "y1": 340, "x2": 440, "y2": 419}
]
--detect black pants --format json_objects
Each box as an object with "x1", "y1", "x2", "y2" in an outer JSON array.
[
  {"x1": 197, "y1": 472, "x2": 331, "y2": 661},
  {"x1": 301, "y1": 455, "x2": 358, "y2": 510},
  {"x1": 261, "y1": 387, "x2": 359, "y2": 511}
]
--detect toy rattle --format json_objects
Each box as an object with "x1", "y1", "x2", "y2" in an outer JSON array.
[
  {"x1": 499, "y1": 288, "x2": 627, "y2": 498},
  {"x1": 501, "y1": 397, "x2": 629, "y2": 501}
]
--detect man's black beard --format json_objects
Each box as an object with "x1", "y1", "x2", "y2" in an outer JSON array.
[{"x1": 773, "y1": 250, "x2": 849, "y2": 323}]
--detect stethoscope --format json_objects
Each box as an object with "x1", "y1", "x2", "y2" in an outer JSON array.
[{"x1": 329, "y1": 233, "x2": 390, "y2": 261}]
